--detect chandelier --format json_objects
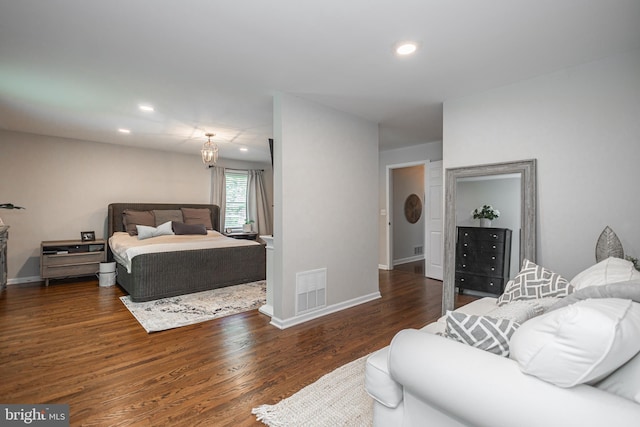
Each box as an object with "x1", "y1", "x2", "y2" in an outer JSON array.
[{"x1": 201, "y1": 132, "x2": 218, "y2": 166}]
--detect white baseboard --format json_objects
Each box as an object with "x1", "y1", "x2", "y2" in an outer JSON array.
[
  {"x1": 269, "y1": 291, "x2": 382, "y2": 329},
  {"x1": 393, "y1": 255, "x2": 424, "y2": 266},
  {"x1": 7, "y1": 276, "x2": 41, "y2": 285},
  {"x1": 378, "y1": 264, "x2": 390, "y2": 270}
]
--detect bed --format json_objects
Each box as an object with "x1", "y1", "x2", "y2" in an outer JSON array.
[{"x1": 107, "y1": 203, "x2": 266, "y2": 302}]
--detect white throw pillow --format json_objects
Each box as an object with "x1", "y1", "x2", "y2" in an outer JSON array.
[
  {"x1": 510, "y1": 299, "x2": 640, "y2": 387},
  {"x1": 570, "y1": 257, "x2": 640, "y2": 290},
  {"x1": 484, "y1": 300, "x2": 544, "y2": 324},
  {"x1": 136, "y1": 221, "x2": 175, "y2": 240}
]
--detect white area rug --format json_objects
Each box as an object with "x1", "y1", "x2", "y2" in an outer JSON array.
[
  {"x1": 120, "y1": 280, "x2": 266, "y2": 333},
  {"x1": 252, "y1": 355, "x2": 373, "y2": 427}
]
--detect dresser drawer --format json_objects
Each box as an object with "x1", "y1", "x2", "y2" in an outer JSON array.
[
  {"x1": 458, "y1": 228, "x2": 508, "y2": 243},
  {"x1": 455, "y1": 273, "x2": 506, "y2": 295}
]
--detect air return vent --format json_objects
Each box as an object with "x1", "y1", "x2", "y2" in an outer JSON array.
[
  {"x1": 414, "y1": 245, "x2": 423, "y2": 256},
  {"x1": 295, "y1": 268, "x2": 327, "y2": 315}
]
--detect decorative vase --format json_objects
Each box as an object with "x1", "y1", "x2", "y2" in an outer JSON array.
[
  {"x1": 479, "y1": 218, "x2": 491, "y2": 227},
  {"x1": 243, "y1": 223, "x2": 252, "y2": 232}
]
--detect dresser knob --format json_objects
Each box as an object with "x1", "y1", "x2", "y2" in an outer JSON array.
[
  {"x1": 493, "y1": 234, "x2": 497, "y2": 238},
  {"x1": 491, "y1": 267, "x2": 495, "y2": 271},
  {"x1": 462, "y1": 264, "x2": 466, "y2": 268},
  {"x1": 460, "y1": 278, "x2": 465, "y2": 282},
  {"x1": 463, "y1": 254, "x2": 467, "y2": 257},
  {"x1": 464, "y1": 243, "x2": 468, "y2": 247},
  {"x1": 491, "y1": 256, "x2": 495, "y2": 260},
  {"x1": 489, "y1": 282, "x2": 494, "y2": 286},
  {"x1": 492, "y1": 245, "x2": 496, "y2": 249}
]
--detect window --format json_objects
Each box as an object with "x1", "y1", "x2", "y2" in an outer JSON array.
[{"x1": 224, "y1": 170, "x2": 249, "y2": 229}]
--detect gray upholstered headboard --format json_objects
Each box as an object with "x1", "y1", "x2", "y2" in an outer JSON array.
[{"x1": 107, "y1": 203, "x2": 221, "y2": 237}]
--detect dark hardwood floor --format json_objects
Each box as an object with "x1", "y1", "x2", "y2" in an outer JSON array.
[{"x1": 0, "y1": 271, "x2": 475, "y2": 426}]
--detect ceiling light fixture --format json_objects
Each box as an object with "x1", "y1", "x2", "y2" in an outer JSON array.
[
  {"x1": 240, "y1": 147, "x2": 248, "y2": 152},
  {"x1": 395, "y1": 42, "x2": 418, "y2": 56},
  {"x1": 139, "y1": 104, "x2": 154, "y2": 112},
  {"x1": 118, "y1": 128, "x2": 131, "y2": 134},
  {"x1": 201, "y1": 132, "x2": 218, "y2": 166}
]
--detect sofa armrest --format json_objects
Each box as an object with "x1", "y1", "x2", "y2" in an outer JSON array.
[{"x1": 389, "y1": 329, "x2": 640, "y2": 427}]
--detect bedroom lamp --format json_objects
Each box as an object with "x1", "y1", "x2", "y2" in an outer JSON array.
[{"x1": 201, "y1": 132, "x2": 218, "y2": 165}]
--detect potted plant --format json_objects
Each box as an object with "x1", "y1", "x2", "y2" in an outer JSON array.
[
  {"x1": 243, "y1": 219, "x2": 255, "y2": 232},
  {"x1": 472, "y1": 205, "x2": 499, "y2": 227},
  {"x1": 0, "y1": 203, "x2": 25, "y2": 226}
]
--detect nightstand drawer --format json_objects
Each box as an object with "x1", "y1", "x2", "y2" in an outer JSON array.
[
  {"x1": 42, "y1": 252, "x2": 105, "y2": 267},
  {"x1": 42, "y1": 262, "x2": 101, "y2": 279}
]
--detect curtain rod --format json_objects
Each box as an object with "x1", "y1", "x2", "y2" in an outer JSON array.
[{"x1": 208, "y1": 165, "x2": 264, "y2": 172}]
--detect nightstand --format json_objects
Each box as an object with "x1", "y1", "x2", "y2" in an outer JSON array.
[
  {"x1": 41, "y1": 239, "x2": 107, "y2": 286},
  {"x1": 223, "y1": 232, "x2": 258, "y2": 240}
]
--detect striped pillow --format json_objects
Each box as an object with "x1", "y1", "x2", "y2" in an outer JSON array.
[
  {"x1": 498, "y1": 259, "x2": 572, "y2": 306},
  {"x1": 444, "y1": 311, "x2": 520, "y2": 357}
]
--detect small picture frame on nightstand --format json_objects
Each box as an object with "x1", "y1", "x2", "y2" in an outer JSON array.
[{"x1": 81, "y1": 231, "x2": 96, "y2": 242}]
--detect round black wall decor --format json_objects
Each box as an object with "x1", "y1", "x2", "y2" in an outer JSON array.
[{"x1": 404, "y1": 194, "x2": 422, "y2": 224}]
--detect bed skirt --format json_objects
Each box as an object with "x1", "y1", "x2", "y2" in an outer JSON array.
[{"x1": 116, "y1": 244, "x2": 266, "y2": 302}]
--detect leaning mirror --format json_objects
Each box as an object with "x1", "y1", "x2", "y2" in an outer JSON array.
[{"x1": 442, "y1": 159, "x2": 536, "y2": 314}]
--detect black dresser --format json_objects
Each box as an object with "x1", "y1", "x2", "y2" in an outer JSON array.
[{"x1": 455, "y1": 226, "x2": 512, "y2": 295}]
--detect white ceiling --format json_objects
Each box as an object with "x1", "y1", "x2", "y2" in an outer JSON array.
[{"x1": 1, "y1": 1, "x2": 639, "y2": 163}]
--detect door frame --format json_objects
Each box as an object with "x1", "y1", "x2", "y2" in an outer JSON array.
[{"x1": 385, "y1": 160, "x2": 429, "y2": 271}]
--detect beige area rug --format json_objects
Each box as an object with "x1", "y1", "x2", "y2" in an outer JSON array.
[
  {"x1": 252, "y1": 355, "x2": 373, "y2": 427},
  {"x1": 120, "y1": 280, "x2": 266, "y2": 333}
]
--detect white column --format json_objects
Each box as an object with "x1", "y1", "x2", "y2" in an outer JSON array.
[{"x1": 258, "y1": 235, "x2": 273, "y2": 317}]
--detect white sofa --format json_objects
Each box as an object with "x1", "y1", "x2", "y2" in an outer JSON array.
[{"x1": 365, "y1": 258, "x2": 640, "y2": 427}]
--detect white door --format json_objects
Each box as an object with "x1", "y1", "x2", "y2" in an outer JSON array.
[{"x1": 425, "y1": 160, "x2": 443, "y2": 280}]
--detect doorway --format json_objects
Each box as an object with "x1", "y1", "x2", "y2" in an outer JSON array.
[{"x1": 386, "y1": 160, "x2": 443, "y2": 280}]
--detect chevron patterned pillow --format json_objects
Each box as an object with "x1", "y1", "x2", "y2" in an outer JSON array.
[
  {"x1": 444, "y1": 311, "x2": 520, "y2": 357},
  {"x1": 498, "y1": 259, "x2": 573, "y2": 306}
]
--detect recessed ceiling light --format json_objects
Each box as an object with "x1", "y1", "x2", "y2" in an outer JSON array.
[
  {"x1": 139, "y1": 104, "x2": 154, "y2": 112},
  {"x1": 118, "y1": 128, "x2": 131, "y2": 134},
  {"x1": 240, "y1": 147, "x2": 248, "y2": 152},
  {"x1": 395, "y1": 42, "x2": 418, "y2": 56}
]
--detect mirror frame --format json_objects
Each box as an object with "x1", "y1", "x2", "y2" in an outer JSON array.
[{"x1": 442, "y1": 159, "x2": 537, "y2": 314}]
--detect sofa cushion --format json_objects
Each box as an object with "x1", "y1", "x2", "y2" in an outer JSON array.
[
  {"x1": 498, "y1": 259, "x2": 572, "y2": 306},
  {"x1": 364, "y1": 347, "x2": 403, "y2": 409},
  {"x1": 510, "y1": 298, "x2": 640, "y2": 387},
  {"x1": 595, "y1": 351, "x2": 640, "y2": 404},
  {"x1": 570, "y1": 257, "x2": 640, "y2": 290},
  {"x1": 443, "y1": 311, "x2": 520, "y2": 357}
]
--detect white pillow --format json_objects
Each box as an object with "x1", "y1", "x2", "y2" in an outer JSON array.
[
  {"x1": 484, "y1": 300, "x2": 544, "y2": 324},
  {"x1": 136, "y1": 221, "x2": 174, "y2": 240},
  {"x1": 510, "y1": 298, "x2": 640, "y2": 387},
  {"x1": 570, "y1": 257, "x2": 640, "y2": 290}
]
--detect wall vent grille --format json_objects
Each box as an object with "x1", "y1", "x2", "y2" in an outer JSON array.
[
  {"x1": 295, "y1": 268, "x2": 327, "y2": 315},
  {"x1": 414, "y1": 246, "x2": 424, "y2": 256}
]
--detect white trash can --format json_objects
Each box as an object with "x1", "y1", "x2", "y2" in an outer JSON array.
[{"x1": 98, "y1": 262, "x2": 117, "y2": 287}]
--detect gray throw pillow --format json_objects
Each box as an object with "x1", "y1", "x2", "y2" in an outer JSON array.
[
  {"x1": 549, "y1": 281, "x2": 640, "y2": 312},
  {"x1": 172, "y1": 221, "x2": 207, "y2": 235}
]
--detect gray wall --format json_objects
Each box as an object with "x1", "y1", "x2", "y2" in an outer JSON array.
[
  {"x1": 444, "y1": 48, "x2": 640, "y2": 278},
  {"x1": 273, "y1": 93, "x2": 379, "y2": 326},
  {"x1": 0, "y1": 130, "x2": 272, "y2": 282}
]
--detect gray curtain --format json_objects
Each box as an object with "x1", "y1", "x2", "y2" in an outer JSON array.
[
  {"x1": 210, "y1": 166, "x2": 226, "y2": 230},
  {"x1": 247, "y1": 169, "x2": 272, "y2": 235}
]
